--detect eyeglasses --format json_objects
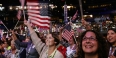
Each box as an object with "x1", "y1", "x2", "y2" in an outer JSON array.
[{"x1": 82, "y1": 36, "x2": 97, "y2": 41}]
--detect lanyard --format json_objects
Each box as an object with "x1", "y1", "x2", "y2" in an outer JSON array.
[
  {"x1": 28, "y1": 44, "x2": 35, "y2": 53},
  {"x1": 109, "y1": 47, "x2": 116, "y2": 56}
]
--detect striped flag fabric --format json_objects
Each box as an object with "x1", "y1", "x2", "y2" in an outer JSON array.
[
  {"x1": 71, "y1": 30, "x2": 74, "y2": 36},
  {"x1": 26, "y1": 0, "x2": 50, "y2": 29},
  {"x1": 62, "y1": 29, "x2": 73, "y2": 41},
  {"x1": 62, "y1": 24, "x2": 73, "y2": 41}
]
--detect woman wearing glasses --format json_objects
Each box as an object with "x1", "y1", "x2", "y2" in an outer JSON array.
[
  {"x1": 77, "y1": 30, "x2": 108, "y2": 58},
  {"x1": 107, "y1": 28, "x2": 116, "y2": 58}
]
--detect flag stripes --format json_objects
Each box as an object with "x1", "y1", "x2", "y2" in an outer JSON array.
[
  {"x1": 27, "y1": 2, "x2": 39, "y2": 5},
  {"x1": 30, "y1": 20, "x2": 50, "y2": 28},
  {"x1": 27, "y1": 1, "x2": 50, "y2": 29},
  {"x1": 62, "y1": 29, "x2": 73, "y2": 41},
  {"x1": 28, "y1": 13, "x2": 50, "y2": 18},
  {"x1": 28, "y1": 16, "x2": 50, "y2": 23},
  {"x1": 27, "y1": 10, "x2": 40, "y2": 14}
]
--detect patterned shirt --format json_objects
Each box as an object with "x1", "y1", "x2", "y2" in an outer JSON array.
[{"x1": 6, "y1": 49, "x2": 19, "y2": 58}]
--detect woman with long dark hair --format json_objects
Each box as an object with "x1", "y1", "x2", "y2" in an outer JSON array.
[
  {"x1": 107, "y1": 28, "x2": 116, "y2": 58},
  {"x1": 78, "y1": 30, "x2": 108, "y2": 58}
]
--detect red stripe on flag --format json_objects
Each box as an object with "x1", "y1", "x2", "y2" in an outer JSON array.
[
  {"x1": 71, "y1": 30, "x2": 74, "y2": 36},
  {"x1": 31, "y1": 20, "x2": 50, "y2": 28}
]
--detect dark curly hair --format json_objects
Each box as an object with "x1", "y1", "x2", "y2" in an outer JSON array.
[
  {"x1": 78, "y1": 30, "x2": 109, "y2": 58},
  {"x1": 107, "y1": 28, "x2": 116, "y2": 48}
]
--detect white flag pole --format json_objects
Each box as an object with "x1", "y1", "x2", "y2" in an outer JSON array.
[
  {"x1": 13, "y1": 20, "x2": 20, "y2": 30},
  {"x1": 1, "y1": 21, "x2": 9, "y2": 31},
  {"x1": 13, "y1": 0, "x2": 26, "y2": 30},
  {"x1": 69, "y1": 17, "x2": 78, "y2": 47},
  {"x1": 23, "y1": 10, "x2": 26, "y2": 20}
]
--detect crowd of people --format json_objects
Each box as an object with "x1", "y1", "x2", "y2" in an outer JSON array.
[
  {"x1": 0, "y1": 0, "x2": 115, "y2": 57},
  {"x1": 0, "y1": 18, "x2": 115, "y2": 58}
]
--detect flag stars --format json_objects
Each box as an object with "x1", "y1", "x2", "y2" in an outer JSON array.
[{"x1": 40, "y1": 6, "x2": 42, "y2": 9}]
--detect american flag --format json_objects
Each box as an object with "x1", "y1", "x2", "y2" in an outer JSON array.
[
  {"x1": 72, "y1": 10, "x2": 78, "y2": 21},
  {"x1": 62, "y1": 24, "x2": 73, "y2": 41},
  {"x1": 62, "y1": 29, "x2": 73, "y2": 41},
  {"x1": 26, "y1": 0, "x2": 50, "y2": 29}
]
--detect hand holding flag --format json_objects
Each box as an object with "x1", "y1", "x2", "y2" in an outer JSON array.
[
  {"x1": 17, "y1": 10, "x2": 22, "y2": 20},
  {"x1": 81, "y1": 19, "x2": 88, "y2": 26},
  {"x1": 81, "y1": 19, "x2": 91, "y2": 30}
]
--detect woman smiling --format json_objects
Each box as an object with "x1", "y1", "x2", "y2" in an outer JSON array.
[
  {"x1": 24, "y1": 20, "x2": 65, "y2": 58},
  {"x1": 78, "y1": 30, "x2": 108, "y2": 58}
]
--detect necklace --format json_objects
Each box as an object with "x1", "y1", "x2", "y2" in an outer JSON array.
[{"x1": 46, "y1": 49, "x2": 57, "y2": 58}]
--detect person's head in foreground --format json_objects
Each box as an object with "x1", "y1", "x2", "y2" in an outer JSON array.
[{"x1": 78, "y1": 30, "x2": 108, "y2": 58}]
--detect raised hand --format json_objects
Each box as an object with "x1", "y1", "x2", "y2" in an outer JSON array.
[
  {"x1": 24, "y1": 19, "x2": 30, "y2": 26},
  {"x1": 17, "y1": 10, "x2": 22, "y2": 20},
  {"x1": 81, "y1": 19, "x2": 88, "y2": 26}
]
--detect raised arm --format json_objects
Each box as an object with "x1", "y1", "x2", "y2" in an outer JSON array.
[
  {"x1": 81, "y1": 19, "x2": 92, "y2": 30},
  {"x1": 11, "y1": 30, "x2": 28, "y2": 48},
  {"x1": 24, "y1": 20, "x2": 46, "y2": 54}
]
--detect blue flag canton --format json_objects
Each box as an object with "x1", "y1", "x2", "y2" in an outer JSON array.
[
  {"x1": 64, "y1": 24, "x2": 71, "y2": 31},
  {"x1": 39, "y1": 3, "x2": 49, "y2": 16}
]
